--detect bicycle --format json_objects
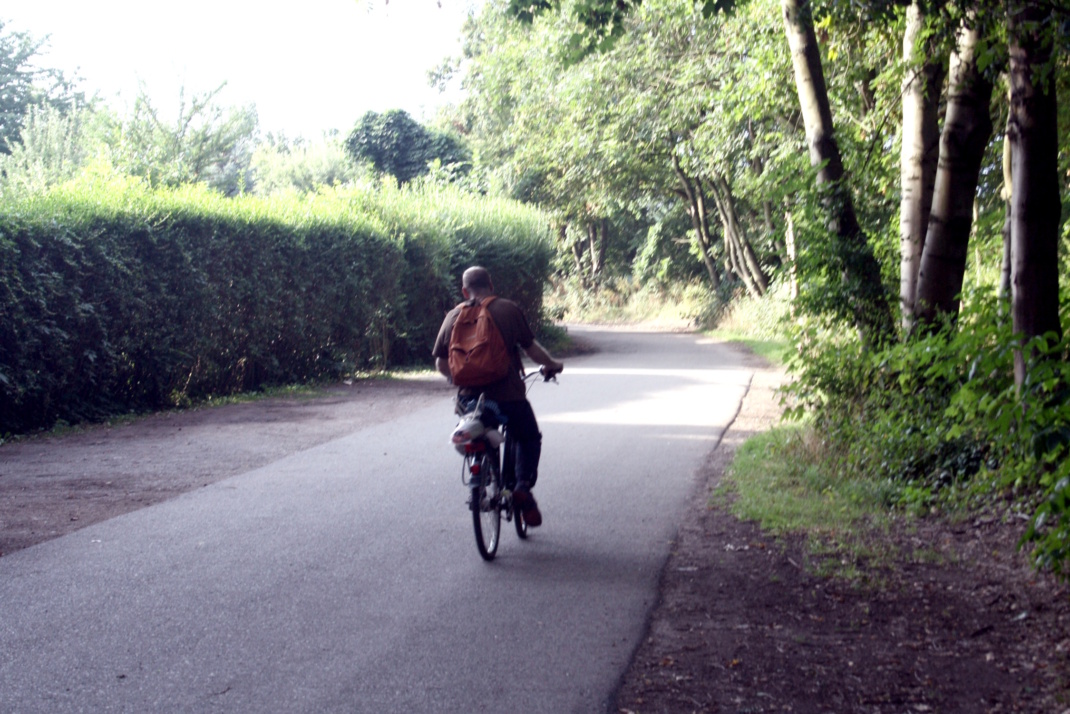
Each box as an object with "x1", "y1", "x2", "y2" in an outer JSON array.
[{"x1": 450, "y1": 368, "x2": 557, "y2": 561}]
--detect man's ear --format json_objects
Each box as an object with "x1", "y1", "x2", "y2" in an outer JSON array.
[{"x1": 461, "y1": 287, "x2": 471, "y2": 299}]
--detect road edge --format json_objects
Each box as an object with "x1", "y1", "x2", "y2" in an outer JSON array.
[{"x1": 606, "y1": 361, "x2": 787, "y2": 712}]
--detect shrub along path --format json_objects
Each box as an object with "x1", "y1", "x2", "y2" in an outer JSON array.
[{"x1": 0, "y1": 355, "x2": 1067, "y2": 711}]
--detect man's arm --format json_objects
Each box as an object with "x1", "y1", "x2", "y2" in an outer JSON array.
[
  {"x1": 435, "y1": 356, "x2": 452, "y2": 382},
  {"x1": 522, "y1": 340, "x2": 563, "y2": 376},
  {"x1": 432, "y1": 309, "x2": 457, "y2": 383}
]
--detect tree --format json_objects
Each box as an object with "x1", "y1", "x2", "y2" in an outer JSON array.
[
  {"x1": 110, "y1": 84, "x2": 258, "y2": 195},
  {"x1": 455, "y1": 6, "x2": 638, "y2": 284},
  {"x1": 345, "y1": 109, "x2": 470, "y2": 185},
  {"x1": 0, "y1": 20, "x2": 84, "y2": 154},
  {"x1": 659, "y1": 0, "x2": 793, "y2": 298},
  {"x1": 913, "y1": 11, "x2": 994, "y2": 329},
  {"x1": 250, "y1": 133, "x2": 360, "y2": 195},
  {"x1": 898, "y1": 1, "x2": 945, "y2": 331},
  {"x1": 488, "y1": 0, "x2": 1065, "y2": 357},
  {"x1": 463, "y1": 0, "x2": 793, "y2": 293},
  {"x1": 781, "y1": 0, "x2": 895, "y2": 343},
  {"x1": 0, "y1": 103, "x2": 93, "y2": 194},
  {"x1": 1007, "y1": 0, "x2": 1063, "y2": 385}
]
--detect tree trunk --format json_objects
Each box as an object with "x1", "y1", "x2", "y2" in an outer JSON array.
[
  {"x1": 565, "y1": 223, "x2": 589, "y2": 289},
  {"x1": 781, "y1": 0, "x2": 895, "y2": 344},
  {"x1": 703, "y1": 178, "x2": 742, "y2": 283},
  {"x1": 694, "y1": 180, "x2": 727, "y2": 290},
  {"x1": 899, "y1": 0, "x2": 944, "y2": 332},
  {"x1": 914, "y1": 15, "x2": 993, "y2": 329},
  {"x1": 762, "y1": 200, "x2": 784, "y2": 260},
  {"x1": 597, "y1": 218, "x2": 608, "y2": 281},
  {"x1": 748, "y1": 121, "x2": 785, "y2": 262},
  {"x1": 673, "y1": 154, "x2": 722, "y2": 290},
  {"x1": 709, "y1": 174, "x2": 768, "y2": 298},
  {"x1": 858, "y1": 67, "x2": 878, "y2": 119},
  {"x1": 785, "y1": 211, "x2": 799, "y2": 306},
  {"x1": 716, "y1": 195, "x2": 759, "y2": 297},
  {"x1": 999, "y1": 105, "x2": 1013, "y2": 305},
  {"x1": 587, "y1": 222, "x2": 602, "y2": 279},
  {"x1": 1008, "y1": 1, "x2": 1062, "y2": 387}
]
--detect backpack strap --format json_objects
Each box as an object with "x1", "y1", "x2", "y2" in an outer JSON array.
[
  {"x1": 475, "y1": 296, "x2": 523, "y2": 378},
  {"x1": 454, "y1": 295, "x2": 497, "y2": 310}
]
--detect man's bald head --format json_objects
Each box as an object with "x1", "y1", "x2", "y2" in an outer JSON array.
[{"x1": 462, "y1": 266, "x2": 494, "y2": 297}]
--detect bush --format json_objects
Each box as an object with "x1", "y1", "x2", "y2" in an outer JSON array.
[{"x1": 783, "y1": 287, "x2": 1070, "y2": 576}]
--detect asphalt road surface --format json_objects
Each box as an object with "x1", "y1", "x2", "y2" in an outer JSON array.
[{"x1": 0, "y1": 327, "x2": 756, "y2": 713}]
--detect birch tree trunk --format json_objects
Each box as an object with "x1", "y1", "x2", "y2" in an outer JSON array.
[
  {"x1": 781, "y1": 0, "x2": 894, "y2": 344},
  {"x1": 899, "y1": 0, "x2": 944, "y2": 332},
  {"x1": 914, "y1": 15, "x2": 993, "y2": 329},
  {"x1": 1008, "y1": 2, "x2": 1062, "y2": 387}
]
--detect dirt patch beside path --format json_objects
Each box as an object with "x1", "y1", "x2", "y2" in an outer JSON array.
[
  {"x1": 0, "y1": 377, "x2": 450, "y2": 556},
  {"x1": 614, "y1": 366, "x2": 1070, "y2": 714}
]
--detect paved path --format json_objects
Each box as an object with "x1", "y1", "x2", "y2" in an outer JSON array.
[{"x1": 0, "y1": 328, "x2": 756, "y2": 713}]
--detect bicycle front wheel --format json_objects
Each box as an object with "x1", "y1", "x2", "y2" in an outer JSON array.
[
  {"x1": 471, "y1": 454, "x2": 501, "y2": 561},
  {"x1": 514, "y1": 497, "x2": 529, "y2": 539},
  {"x1": 501, "y1": 435, "x2": 527, "y2": 540}
]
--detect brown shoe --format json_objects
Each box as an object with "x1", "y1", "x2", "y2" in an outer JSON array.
[{"x1": 514, "y1": 490, "x2": 542, "y2": 528}]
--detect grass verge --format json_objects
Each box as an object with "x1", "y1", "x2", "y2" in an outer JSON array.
[
  {"x1": 710, "y1": 334, "x2": 790, "y2": 366},
  {"x1": 715, "y1": 422, "x2": 907, "y2": 582}
]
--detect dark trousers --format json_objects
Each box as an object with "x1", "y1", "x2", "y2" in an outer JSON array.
[{"x1": 498, "y1": 399, "x2": 542, "y2": 490}]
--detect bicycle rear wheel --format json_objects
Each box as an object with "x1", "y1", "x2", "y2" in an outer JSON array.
[{"x1": 471, "y1": 453, "x2": 501, "y2": 561}]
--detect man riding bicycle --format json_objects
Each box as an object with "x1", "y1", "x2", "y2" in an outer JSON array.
[{"x1": 432, "y1": 266, "x2": 563, "y2": 527}]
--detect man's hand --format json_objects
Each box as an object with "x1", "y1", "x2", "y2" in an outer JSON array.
[
  {"x1": 540, "y1": 361, "x2": 563, "y2": 380},
  {"x1": 523, "y1": 340, "x2": 562, "y2": 380}
]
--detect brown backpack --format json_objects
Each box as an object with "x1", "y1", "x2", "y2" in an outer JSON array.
[{"x1": 447, "y1": 297, "x2": 512, "y2": 388}]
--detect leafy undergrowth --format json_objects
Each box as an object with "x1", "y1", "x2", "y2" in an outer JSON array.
[
  {"x1": 781, "y1": 289, "x2": 1070, "y2": 579},
  {"x1": 545, "y1": 276, "x2": 722, "y2": 328},
  {"x1": 710, "y1": 279, "x2": 793, "y2": 365}
]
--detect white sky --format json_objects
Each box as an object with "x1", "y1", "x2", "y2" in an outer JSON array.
[{"x1": 5, "y1": 0, "x2": 479, "y2": 138}]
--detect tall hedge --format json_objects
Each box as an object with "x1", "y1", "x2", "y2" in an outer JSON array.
[{"x1": 0, "y1": 177, "x2": 551, "y2": 434}]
